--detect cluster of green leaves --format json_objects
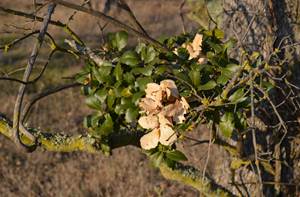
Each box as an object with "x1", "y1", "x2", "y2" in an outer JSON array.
[
  {"x1": 146, "y1": 144, "x2": 188, "y2": 168},
  {"x1": 75, "y1": 28, "x2": 274, "y2": 164},
  {"x1": 75, "y1": 31, "x2": 160, "y2": 141}
]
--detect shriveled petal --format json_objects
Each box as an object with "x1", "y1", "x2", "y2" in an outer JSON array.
[
  {"x1": 160, "y1": 79, "x2": 179, "y2": 99},
  {"x1": 159, "y1": 125, "x2": 177, "y2": 146},
  {"x1": 145, "y1": 83, "x2": 163, "y2": 102},
  {"x1": 192, "y1": 33, "x2": 203, "y2": 52},
  {"x1": 138, "y1": 115, "x2": 159, "y2": 129},
  {"x1": 158, "y1": 112, "x2": 173, "y2": 126},
  {"x1": 139, "y1": 98, "x2": 161, "y2": 113},
  {"x1": 140, "y1": 128, "x2": 160, "y2": 150}
]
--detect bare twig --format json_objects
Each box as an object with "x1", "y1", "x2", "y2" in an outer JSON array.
[
  {"x1": 117, "y1": 0, "x2": 149, "y2": 37},
  {"x1": 179, "y1": 0, "x2": 186, "y2": 34},
  {"x1": 250, "y1": 74, "x2": 263, "y2": 195},
  {"x1": 12, "y1": 3, "x2": 56, "y2": 150}
]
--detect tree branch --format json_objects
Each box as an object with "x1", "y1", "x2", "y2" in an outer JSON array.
[
  {"x1": 12, "y1": 3, "x2": 56, "y2": 150},
  {"x1": 0, "y1": 115, "x2": 235, "y2": 196}
]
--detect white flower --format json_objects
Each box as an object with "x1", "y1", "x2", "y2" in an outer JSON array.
[{"x1": 138, "y1": 80, "x2": 190, "y2": 150}]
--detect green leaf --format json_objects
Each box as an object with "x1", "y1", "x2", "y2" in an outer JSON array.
[
  {"x1": 141, "y1": 46, "x2": 157, "y2": 63},
  {"x1": 177, "y1": 47, "x2": 189, "y2": 60},
  {"x1": 85, "y1": 95, "x2": 102, "y2": 110},
  {"x1": 121, "y1": 87, "x2": 133, "y2": 97},
  {"x1": 115, "y1": 31, "x2": 128, "y2": 51},
  {"x1": 107, "y1": 89, "x2": 116, "y2": 110},
  {"x1": 188, "y1": 69, "x2": 201, "y2": 87},
  {"x1": 136, "y1": 77, "x2": 152, "y2": 91},
  {"x1": 135, "y1": 42, "x2": 146, "y2": 54},
  {"x1": 219, "y1": 112, "x2": 234, "y2": 138},
  {"x1": 228, "y1": 88, "x2": 247, "y2": 104},
  {"x1": 221, "y1": 64, "x2": 240, "y2": 78},
  {"x1": 166, "y1": 150, "x2": 188, "y2": 161},
  {"x1": 124, "y1": 72, "x2": 135, "y2": 84},
  {"x1": 198, "y1": 80, "x2": 217, "y2": 90},
  {"x1": 108, "y1": 31, "x2": 128, "y2": 51},
  {"x1": 92, "y1": 66, "x2": 112, "y2": 83},
  {"x1": 99, "y1": 114, "x2": 114, "y2": 136},
  {"x1": 131, "y1": 65, "x2": 154, "y2": 76},
  {"x1": 95, "y1": 88, "x2": 107, "y2": 103},
  {"x1": 125, "y1": 107, "x2": 139, "y2": 123},
  {"x1": 216, "y1": 74, "x2": 229, "y2": 85},
  {"x1": 120, "y1": 51, "x2": 140, "y2": 67},
  {"x1": 114, "y1": 63, "x2": 123, "y2": 81},
  {"x1": 83, "y1": 115, "x2": 93, "y2": 128}
]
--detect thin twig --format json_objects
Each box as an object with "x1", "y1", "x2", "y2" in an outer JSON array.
[
  {"x1": 118, "y1": 0, "x2": 149, "y2": 37},
  {"x1": 49, "y1": 0, "x2": 168, "y2": 52},
  {"x1": 22, "y1": 82, "x2": 80, "y2": 122},
  {"x1": 250, "y1": 73, "x2": 264, "y2": 195}
]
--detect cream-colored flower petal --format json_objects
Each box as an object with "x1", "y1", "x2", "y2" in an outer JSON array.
[
  {"x1": 180, "y1": 97, "x2": 190, "y2": 112},
  {"x1": 192, "y1": 33, "x2": 203, "y2": 52},
  {"x1": 140, "y1": 128, "x2": 160, "y2": 150},
  {"x1": 139, "y1": 98, "x2": 161, "y2": 113},
  {"x1": 159, "y1": 125, "x2": 177, "y2": 146},
  {"x1": 145, "y1": 83, "x2": 163, "y2": 102},
  {"x1": 138, "y1": 115, "x2": 159, "y2": 129},
  {"x1": 160, "y1": 79, "x2": 179, "y2": 99},
  {"x1": 158, "y1": 112, "x2": 173, "y2": 126}
]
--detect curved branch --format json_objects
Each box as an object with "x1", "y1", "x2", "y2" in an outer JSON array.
[{"x1": 0, "y1": 115, "x2": 234, "y2": 196}]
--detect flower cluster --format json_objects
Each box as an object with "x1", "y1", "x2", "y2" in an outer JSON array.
[{"x1": 138, "y1": 80, "x2": 189, "y2": 150}]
